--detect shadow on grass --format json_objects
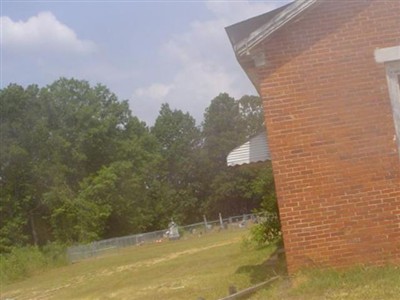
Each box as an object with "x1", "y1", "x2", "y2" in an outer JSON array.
[{"x1": 235, "y1": 247, "x2": 287, "y2": 284}]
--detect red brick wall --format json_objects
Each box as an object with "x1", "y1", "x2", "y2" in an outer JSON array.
[{"x1": 245, "y1": 0, "x2": 400, "y2": 273}]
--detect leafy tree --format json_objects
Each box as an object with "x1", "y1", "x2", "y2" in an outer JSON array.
[
  {"x1": 43, "y1": 78, "x2": 133, "y2": 184},
  {"x1": 238, "y1": 95, "x2": 265, "y2": 137},
  {"x1": 0, "y1": 77, "x2": 275, "y2": 251},
  {"x1": 152, "y1": 103, "x2": 201, "y2": 182},
  {"x1": 200, "y1": 93, "x2": 274, "y2": 218},
  {"x1": 202, "y1": 93, "x2": 247, "y2": 167},
  {"x1": 0, "y1": 84, "x2": 52, "y2": 247},
  {"x1": 206, "y1": 167, "x2": 256, "y2": 217},
  {"x1": 0, "y1": 195, "x2": 27, "y2": 252},
  {"x1": 151, "y1": 103, "x2": 202, "y2": 224},
  {"x1": 0, "y1": 79, "x2": 160, "y2": 248},
  {"x1": 43, "y1": 184, "x2": 108, "y2": 243}
]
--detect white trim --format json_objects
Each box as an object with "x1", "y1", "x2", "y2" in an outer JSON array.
[
  {"x1": 374, "y1": 46, "x2": 400, "y2": 63},
  {"x1": 374, "y1": 46, "x2": 400, "y2": 155},
  {"x1": 385, "y1": 62, "x2": 400, "y2": 153},
  {"x1": 235, "y1": 0, "x2": 319, "y2": 57}
]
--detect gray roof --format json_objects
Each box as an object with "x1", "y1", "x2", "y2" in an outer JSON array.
[
  {"x1": 227, "y1": 131, "x2": 271, "y2": 166},
  {"x1": 226, "y1": 0, "x2": 320, "y2": 57}
]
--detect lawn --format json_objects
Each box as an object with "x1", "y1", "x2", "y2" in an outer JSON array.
[
  {"x1": 0, "y1": 228, "x2": 280, "y2": 300},
  {"x1": 2, "y1": 228, "x2": 399, "y2": 300},
  {"x1": 251, "y1": 265, "x2": 400, "y2": 300}
]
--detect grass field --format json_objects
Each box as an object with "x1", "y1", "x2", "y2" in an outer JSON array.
[
  {"x1": 2, "y1": 228, "x2": 399, "y2": 300},
  {"x1": 0, "y1": 228, "x2": 280, "y2": 300},
  {"x1": 251, "y1": 265, "x2": 400, "y2": 300}
]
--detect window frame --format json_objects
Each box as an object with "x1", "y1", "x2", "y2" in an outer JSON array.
[
  {"x1": 375, "y1": 46, "x2": 400, "y2": 156},
  {"x1": 386, "y1": 62, "x2": 400, "y2": 147}
]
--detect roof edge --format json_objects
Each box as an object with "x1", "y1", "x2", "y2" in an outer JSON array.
[
  {"x1": 226, "y1": 130, "x2": 271, "y2": 167},
  {"x1": 234, "y1": 0, "x2": 320, "y2": 57}
]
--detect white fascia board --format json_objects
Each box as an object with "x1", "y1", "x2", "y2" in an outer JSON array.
[
  {"x1": 375, "y1": 46, "x2": 400, "y2": 63},
  {"x1": 235, "y1": 0, "x2": 319, "y2": 57}
]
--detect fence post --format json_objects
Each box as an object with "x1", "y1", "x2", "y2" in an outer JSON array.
[
  {"x1": 219, "y1": 213, "x2": 224, "y2": 229},
  {"x1": 203, "y1": 215, "x2": 208, "y2": 232}
]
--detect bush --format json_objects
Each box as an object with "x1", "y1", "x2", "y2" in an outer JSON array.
[
  {"x1": 0, "y1": 243, "x2": 67, "y2": 284},
  {"x1": 41, "y1": 242, "x2": 68, "y2": 267},
  {"x1": 249, "y1": 213, "x2": 281, "y2": 247},
  {"x1": 243, "y1": 165, "x2": 281, "y2": 248}
]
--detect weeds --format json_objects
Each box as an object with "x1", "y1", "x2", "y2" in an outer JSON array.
[
  {"x1": 251, "y1": 265, "x2": 400, "y2": 299},
  {"x1": 0, "y1": 243, "x2": 67, "y2": 284}
]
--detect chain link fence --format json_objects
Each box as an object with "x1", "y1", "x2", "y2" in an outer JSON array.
[{"x1": 67, "y1": 213, "x2": 260, "y2": 263}]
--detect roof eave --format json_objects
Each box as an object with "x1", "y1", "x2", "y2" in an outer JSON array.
[{"x1": 234, "y1": 0, "x2": 320, "y2": 57}]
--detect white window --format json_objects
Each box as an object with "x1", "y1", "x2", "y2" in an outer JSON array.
[
  {"x1": 375, "y1": 46, "x2": 400, "y2": 153},
  {"x1": 386, "y1": 62, "x2": 400, "y2": 148}
]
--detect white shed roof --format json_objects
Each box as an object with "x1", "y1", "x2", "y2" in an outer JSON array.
[{"x1": 227, "y1": 131, "x2": 271, "y2": 166}]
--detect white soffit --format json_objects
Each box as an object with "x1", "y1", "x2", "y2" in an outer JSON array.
[{"x1": 227, "y1": 131, "x2": 271, "y2": 166}]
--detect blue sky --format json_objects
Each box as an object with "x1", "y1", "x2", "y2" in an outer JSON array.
[{"x1": 1, "y1": 0, "x2": 288, "y2": 125}]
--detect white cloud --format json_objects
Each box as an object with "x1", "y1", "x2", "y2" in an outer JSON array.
[
  {"x1": 205, "y1": 0, "x2": 281, "y2": 24},
  {"x1": 1, "y1": 11, "x2": 96, "y2": 54},
  {"x1": 132, "y1": 1, "x2": 287, "y2": 124},
  {"x1": 134, "y1": 83, "x2": 173, "y2": 100}
]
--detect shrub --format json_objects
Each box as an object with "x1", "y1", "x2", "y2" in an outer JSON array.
[
  {"x1": 244, "y1": 165, "x2": 281, "y2": 248},
  {"x1": 41, "y1": 242, "x2": 68, "y2": 267},
  {"x1": 249, "y1": 213, "x2": 281, "y2": 247},
  {"x1": 246, "y1": 189, "x2": 281, "y2": 248},
  {"x1": 0, "y1": 243, "x2": 67, "y2": 284}
]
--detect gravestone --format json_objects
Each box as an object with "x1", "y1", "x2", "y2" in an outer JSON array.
[{"x1": 167, "y1": 220, "x2": 180, "y2": 240}]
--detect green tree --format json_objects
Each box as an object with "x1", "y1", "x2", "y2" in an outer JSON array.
[
  {"x1": 0, "y1": 83, "x2": 53, "y2": 248},
  {"x1": 0, "y1": 79, "x2": 161, "y2": 248},
  {"x1": 43, "y1": 78, "x2": 133, "y2": 184},
  {"x1": 238, "y1": 95, "x2": 265, "y2": 137},
  {"x1": 0, "y1": 77, "x2": 274, "y2": 250},
  {"x1": 151, "y1": 104, "x2": 202, "y2": 224},
  {"x1": 200, "y1": 93, "x2": 271, "y2": 218},
  {"x1": 202, "y1": 93, "x2": 247, "y2": 167}
]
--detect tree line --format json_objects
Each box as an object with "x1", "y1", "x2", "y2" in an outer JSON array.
[{"x1": 0, "y1": 78, "x2": 276, "y2": 251}]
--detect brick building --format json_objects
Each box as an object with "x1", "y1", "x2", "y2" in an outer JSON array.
[{"x1": 226, "y1": 0, "x2": 400, "y2": 273}]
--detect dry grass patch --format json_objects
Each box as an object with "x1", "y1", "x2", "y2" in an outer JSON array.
[
  {"x1": 251, "y1": 265, "x2": 400, "y2": 300},
  {"x1": 1, "y1": 228, "x2": 281, "y2": 300}
]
